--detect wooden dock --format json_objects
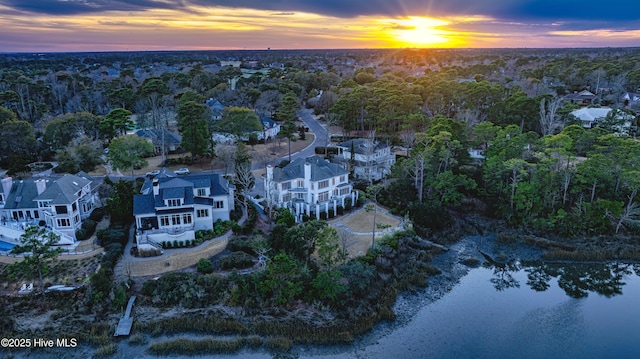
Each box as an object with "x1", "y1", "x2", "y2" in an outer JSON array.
[{"x1": 114, "y1": 296, "x2": 136, "y2": 336}]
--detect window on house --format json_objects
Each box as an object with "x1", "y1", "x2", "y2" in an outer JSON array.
[
  {"x1": 183, "y1": 213, "x2": 192, "y2": 224},
  {"x1": 318, "y1": 191, "x2": 329, "y2": 202},
  {"x1": 197, "y1": 209, "x2": 209, "y2": 218},
  {"x1": 72, "y1": 202, "x2": 77, "y2": 212},
  {"x1": 281, "y1": 181, "x2": 291, "y2": 190},
  {"x1": 39, "y1": 201, "x2": 51, "y2": 208},
  {"x1": 167, "y1": 199, "x2": 181, "y2": 207},
  {"x1": 340, "y1": 175, "x2": 346, "y2": 182},
  {"x1": 197, "y1": 188, "x2": 206, "y2": 196},
  {"x1": 57, "y1": 218, "x2": 70, "y2": 227},
  {"x1": 74, "y1": 215, "x2": 80, "y2": 224},
  {"x1": 34, "y1": 211, "x2": 39, "y2": 219},
  {"x1": 318, "y1": 180, "x2": 329, "y2": 189},
  {"x1": 332, "y1": 178, "x2": 335, "y2": 185},
  {"x1": 297, "y1": 180, "x2": 304, "y2": 188},
  {"x1": 283, "y1": 193, "x2": 291, "y2": 202},
  {"x1": 171, "y1": 214, "x2": 181, "y2": 225},
  {"x1": 160, "y1": 216, "x2": 170, "y2": 226},
  {"x1": 215, "y1": 201, "x2": 224, "y2": 209},
  {"x1": 340, "y1": 188, "x2": 351, "y2": 195},
  {"x1": 55, "y1": 205, "x2": 68, "y2": 214}
]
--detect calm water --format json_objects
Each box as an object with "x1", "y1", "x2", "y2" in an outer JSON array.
[
  {"x1": 307, "y1": 261, "x2": 640, "y2": 359},
  {"x1": 94, "y1": 256, "x2": 640, "y2": 359}
]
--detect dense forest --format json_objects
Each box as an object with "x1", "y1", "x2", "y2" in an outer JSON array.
[{"x1": 1, "y1": 47, "x2": 640, "y2": 238}]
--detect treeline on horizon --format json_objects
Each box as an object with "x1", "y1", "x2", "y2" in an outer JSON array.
[{"x1": 1, "y1": 47, "x2": 640, "y2": 237}]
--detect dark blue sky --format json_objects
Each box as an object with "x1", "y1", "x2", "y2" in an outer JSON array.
[{"x1": 1, "y1": 0, "x2": 639, "y2": 52}]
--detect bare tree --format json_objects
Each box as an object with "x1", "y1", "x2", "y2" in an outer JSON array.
[
  {"x1": 215, "y1": 143, "x2": 237, "y2": 176},
  {"x1": 615, "y1": 190, "x2": 640, "y2": 234},
  {"x1": 539, "y1": 97, "x2": 561, "y2": 136},
  {"x1": 398, "y1": 128, "x2": 416, "y2": 156},
  {"x1": 337, "y1": 227, "x2": 357, "y2": 261}
]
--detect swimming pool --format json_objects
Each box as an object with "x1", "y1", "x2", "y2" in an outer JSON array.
[{"x1": 0, "y1": 239, "x2": 15, "y2": 252}]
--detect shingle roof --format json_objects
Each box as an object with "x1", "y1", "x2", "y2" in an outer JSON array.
[
  {"x1": 133, "y1": 172, "x2": 232, "y2": 215},
  {"x1": 338, "y1": 138, "x2": 388, "y2": 155},
  {"x1": 135, "y1": 129, "x2": 182, "y2": 146},
  {"x1": 272, "y1": 156, "x2": 347, "y2": 182},
  {"x1": 3, "y1": 174, "x2": 90, "y2": 210}
]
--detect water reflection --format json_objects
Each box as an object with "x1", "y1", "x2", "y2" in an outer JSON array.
[{"x1": 482, "y1": 258, "x2": 637, "y2": 299}]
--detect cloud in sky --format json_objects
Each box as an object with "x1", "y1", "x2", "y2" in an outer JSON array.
[
  {"x1": 4, "y1": 0, "x2": 640, "y2": 23},
  {"x1": 0, "y1": 0, "x2": 639, "y2": 51}
]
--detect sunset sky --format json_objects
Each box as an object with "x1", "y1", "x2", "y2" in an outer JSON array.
[{"x1": 1, "y1": 0, "x2": 639, "y2": 52}]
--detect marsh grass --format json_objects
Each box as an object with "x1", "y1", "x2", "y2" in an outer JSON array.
[
  {"x1": 245, "y1": 335, "x2": 263, "y2": 348},
  {"x1": 543, "y1": 247, "x2": 640, "y2": 261},
  {"x1": 128, "y1": 332, "x2": 147, "y2": 345},
  {"x1": 147, "y1": 337, "x2": 244, "y2": 355},
  {"x1": 264, "y1": 337, "x2": 292, "y2": 352},
  {"x1": 143, "y1": 316, "x2": 248, "y2": 337},
  {"x1": 93, "y1": 343, "x2": 117, "y2": 358}
]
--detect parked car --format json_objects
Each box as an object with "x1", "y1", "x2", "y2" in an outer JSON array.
[
  {"x1": 146, "y1": 170, "x2": 160, "y2": 177},
  {"x1": 174, "y1": 168, "x2": 190, "y2": 175}
]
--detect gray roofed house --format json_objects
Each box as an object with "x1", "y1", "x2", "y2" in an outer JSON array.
[
  {"x1": 258, "y1": 117, "x2": 280, "y2": 141},
  {"x1": 133, "y1": 169, "x2": 235, "y2": 253},
  {"x1": 264, "y1": 156, "x2": 355, "y2": 222},
  {"x1": 337, "y1": 138, "x2": 396, "y2": 182},
  {"x1": 136, "y1": 129, "x2": 182, "y2": 155},
  {"x1": 564, "y1": 90, "x2": 597, "y2": 106},
  {"x1": 0, "y1": 174, "x2": 97, "y2": 245},
  {"x1": 206, "y1": 98, "x2": 225, "y2": 120}
]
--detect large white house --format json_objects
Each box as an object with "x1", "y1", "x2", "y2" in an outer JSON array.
[
  {"x1": 133, "y1": 169, "x2": 235, "y2": 249},
  {"x1": 570, "y1": 107, "x2": 635, "y2": 133},
  {"x1": 264, "y1": 156, "x2": 356, "y2": 222},
  {"x1": 0, "y1": 173, "x2": 98, "y2": 245},
  {"x1": 337, "y1": 138, "x2": 396, "y2": 182}
]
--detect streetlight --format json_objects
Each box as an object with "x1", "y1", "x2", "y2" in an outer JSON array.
[{"x1": 367, "y1": 184, "x2": 383, "y2": 253}]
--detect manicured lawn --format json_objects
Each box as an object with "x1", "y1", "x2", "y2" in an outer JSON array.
[{"x1": 341, "y1": 204, "x2": 401, "y2": 233}]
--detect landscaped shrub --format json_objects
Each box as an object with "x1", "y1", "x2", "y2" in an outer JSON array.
[
  {"x1": 96, "y1": 226, "x2": 127, "y2": 246},
  {"x1": 344, "y1": 200, "x2": 352, "y2": 211},
  {"x1": 101, "y1": 243, "x2": 123, "y2": 268},
  {"x1": 231, "y1": 222, "x2": 241, "y2": 235},
  {"x1": 197, "y1": 258, "x2": 214, "y2": 274},
  {"x1": 220, "y1": 251, "x2": 255, "y2": 270},
  {"x1": 228, "y1": 237, "x2": 256, "y2": 255},
  {"x1": 89, "y1": 207, "x2": 105, "y2": 221}
]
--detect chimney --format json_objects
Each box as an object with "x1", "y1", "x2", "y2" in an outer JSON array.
[
  {"x1": 152, "y1": 178, "x2": 159, "y2": 196},
  {"x1": 304, "y1": 162, "x2": 311, "y2": 184},
  {"x1": 35, "y1": 178, "x2": 47, "y2": 195},
  {"x1": 1, "y1": 177, "x2": 13, "y2": 197},
  {"x1": 266, "y1": 165, "x2": 274, "y2": 183}
]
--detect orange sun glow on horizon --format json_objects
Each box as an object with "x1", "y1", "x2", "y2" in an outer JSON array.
[{"x1": 383, "y1": 17, "x2": 459, "y2": 47}]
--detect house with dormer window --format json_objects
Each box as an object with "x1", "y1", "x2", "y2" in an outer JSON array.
[
  {"x1": 264, "y1": 156, "x2": 356, "y2": 222},
  {"x1": 133, "y1": 169, "x2": 235, "y2": 248},
  {"x1": 0, "y1": 173, "x2": 97, "y2": 245}
]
